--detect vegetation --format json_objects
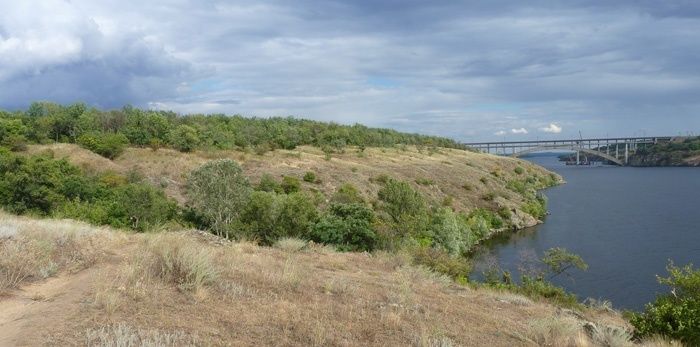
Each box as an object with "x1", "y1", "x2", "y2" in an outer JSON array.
[
  {"x1": 186, "y1": 160, "x2": 252, "y2": 237},
  {"x1": 630, "y1": 262, "x2": 700, "y2": 345},
  {"x1": 628, "y1": 136, "x2": 700, "y2": 166},
  {"x1": 0, "y1": 149, "x2": 176, "y2": 231},
  {"x1": 483, "y1": 247, "x2": 588, "y2": 308},
  {"x1": 0, "y1": 102, "x2": 465, "y2": 159}
]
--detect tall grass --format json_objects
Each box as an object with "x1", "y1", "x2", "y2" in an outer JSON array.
[{"x1": 142, "y1": 234, "x2": 220, "y2": 291}]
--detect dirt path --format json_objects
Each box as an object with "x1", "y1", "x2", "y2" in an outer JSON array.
[{"x1": 0, "y1": 248, "x2": 128, "y2": 346}]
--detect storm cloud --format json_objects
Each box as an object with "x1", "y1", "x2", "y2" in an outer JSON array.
[{"x1": 1, "y1": 0, "x2": 699, "y2": 141}]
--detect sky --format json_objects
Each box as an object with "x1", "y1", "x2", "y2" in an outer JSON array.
[{"x1": 1, "y1": 1, "x2": 699, "y2": 142}]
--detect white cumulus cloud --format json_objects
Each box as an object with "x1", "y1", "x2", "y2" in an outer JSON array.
[
  {"x1": 511, "y1": 128, "x2": 528, "y2": 134},
  {"x1": 540, "y1": 123, "x2": 562, "y2": 133},
  {"x1": 494, "y1": 130, "x2": 506, "y2": 136}
]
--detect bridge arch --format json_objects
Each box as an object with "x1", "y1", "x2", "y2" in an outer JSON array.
[{"x1": 510, "y1": 145, "x2": 625, "y2": 166}]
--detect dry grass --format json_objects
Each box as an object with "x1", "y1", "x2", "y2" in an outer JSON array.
[
  {"x1": 84, "y1": 323, "x2": 198, "y2": 347},
  {"x1": 140, "y1": 234, "x2": 220, "y2": 291},
  {"x1": 0, "y1": 212, "x2": 115, "y2": 292},
  {"x1": 273, "y1": 237, "x2": 309, "y2": 252},
  {"x1": 3, "y1": 216, "x2": 678, "y2": 346}
]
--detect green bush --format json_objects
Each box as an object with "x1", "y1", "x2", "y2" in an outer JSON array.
[
  {"x1": 276, "y1": 192, "x2": 318, "y2": 239},
  {"x1": 0, "y1": 150, "x2": 87, "y2": 214},
  {"x1": 497, "y1": 207, "x2": 512, "y2": 220},
  {"x1": 410, "y1": 246, "x2": 472, "y2": 281},
  {"x1": 523, "y1": 194, "x2": 547, "y2": 219},
  {"x1": 169, "y1": 125, "x2": 200, "y2": 152},
  {"x1": 631, "y1": 263, "x2": 700, "y2": 345},
  {"x1": 303, "y1": 171, "x2": 317, "y2": 183},
  {"x1": 77, "y1": 132, "x2": 129, "y2": 159},
  {"x1": 256, "y1": 174, "x2": 283, "y2": 193},
  {"x1": 104, "y1": 184, "x2": 178, "y2": 231},
  {"x1": 377, "y1": 178, "x2": 427, "y2": 223},
  {"x1": 186, "y1": 159, "x2": 252, "y2": 237},
  {"x1": 309, "y1": 203, "x2": 377, "y2": 251},
  {"x1": 240, "y1": 191, "x2": 318, "y2": 244},
  {"x1": 429, "y1": 207, "x2": 474, "y2": 256},
  {"x1": 518, "y1": 276, "x2": 580, "y2": 308},
  {"x1": 331, "y1": 183, "x2": 364, "y2": 204},
  {"x1": 514, "y1": 166, "x2": 525, "y2": 175},
  {"x1": 281, "y1": 176, "x2": 301, "y2": 194}
]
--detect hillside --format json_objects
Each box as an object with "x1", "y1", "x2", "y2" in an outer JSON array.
[
  {"x1": 1, "y1": 212, "x2": 642, "y2": 346},
  {"x1": 628, "y1": 137, "x2": 700, "y2": 167},
  {"x1": 26, "y1": 143, "x2": 559, "y2": 231}
]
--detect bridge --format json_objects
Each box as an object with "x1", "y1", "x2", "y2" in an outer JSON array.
[{"x1": 464, "y1": 136, "x2": 674, "y2": 166}]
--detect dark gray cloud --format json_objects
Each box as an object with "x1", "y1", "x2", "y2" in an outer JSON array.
[{"x1": 1, "y1": 0, "x2": 699, "y2": 141}]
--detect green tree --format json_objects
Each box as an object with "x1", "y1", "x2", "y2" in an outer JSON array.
[
  {"x1": 77, "y1": 132, "x2": 129, "y2": 159},
  {"x1": 377, "y1": 178, "x2": 427, "y2": 223},
  {"x1": 105, "y1": 184, "x2": 178, "y2": 231},
  {"x1": 187, "y1": 159, "x2": 252, "y2": 237},
  {"x1": 310, "y1": 203, "x2": 377, "y2": 251},
  {"x1": 169, "y1": 125, "x2": 200, "y2": 152},
  {"x1": 281, "y1": 176, "x2": 301, "y2": 194},
  {"x1": 541, "y1": 247, "x2": 589, "y2": 280},
  {"x1": 631, "y1": 263, "x2": 700, "y2": 345}
]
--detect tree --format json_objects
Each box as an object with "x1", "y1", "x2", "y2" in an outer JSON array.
[
  {"x1": 541, "y1": 247, "x2": 588, "y2": 280},
  {"x1": 377, "y1": 179, "x2": 426, "y2": 222},
  {"x1": 169, "y1": 125, "x2": 200, "y2": 152},
  {"x1": 187, "y1": 160, "x2": 252, "y2": 237},
  {"x1": 631, "y1": 262, "x2": 700, "y2": 345},
  {"x1": 77, "y1": 132, "x2": 129, "y2": 159},
  {"x1": 106, "y1": 184, "x2": 178, "y2": 231},
  {"x1": 310, "y1": 203, "x2": 377, "y2": 251}
]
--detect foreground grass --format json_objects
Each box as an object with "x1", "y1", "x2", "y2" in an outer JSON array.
[{"x1": 0, "y1": 214, "x2": 683, "y2": 346}]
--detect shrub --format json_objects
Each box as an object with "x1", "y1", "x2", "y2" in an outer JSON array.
[
  {"x1": 410, "y1": 246, "x2": 472, "y2": 282},
  {"x1": 187, "y1": 160, "x2": 252, "y2": 237},
  {"x1": 281, "y1": 176, "x2": 301, "y2": 194},
  {"x1": 429, "y1": 207, "x2": 473, "y2": 256},
  {"x1": 415, "y1": 177, "x2": 434, "y2": 186},
  {"x1": 104, "y1": 184, "x2": 178, "y2": 231},
  {"x1": 331, "y1": 183, "x2": 364, "y2": 204},
  {"x1": 309, "y1": 203, "x2": 377, "y2": 251},
  {"x1": 519, "y1": 276, "x2": 580, "y2": 308},
  {"x1": 514, "y1": 166, "x2": 525, "y2": 175},
  {"x1": 169, "y1": 125, "x2": 200, "y2": 152},
  {"x1": 145, "y1": 234, "x2": 219, "y2": 291},
  {"x1": 256, "y1": 174, "x2": 282, "y2": 193},
  {"x1": 0, "y1": 150, "x2": 86, "y2": 214},
  {"x1": 497, "y1": 207, "x2": 512, "y2": 220},
  {"x1": 377, "y1": 178, "x2": 427, "y2": 223},
  {"x1": 240, "y1": 191, "x2": 318, "y2": 244},
  {"x1": 631, "y1": 263, "x2": 700, "y2": 345},
  {"x1": 239, "y1": 191, "x2": 279, "y2": 241},
  {"x1": 276, "y1": 192, "x2": 318, "y2": 239},
  {"x1": 77, "y1": 132, "x2": 129, "y2": 159},
  {"x1": 523, "y1": 194, "x2": 548, "y2": 219},
  {"x1": 303, "y1": 171, "x2": 317, "y2": 183}
]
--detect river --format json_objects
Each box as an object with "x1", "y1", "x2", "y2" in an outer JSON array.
[{"x1": 474, "y1": 155, "x2": 700, "y2": 310}]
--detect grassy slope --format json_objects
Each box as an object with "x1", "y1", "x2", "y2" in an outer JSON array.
[
  {"x1": 0, "y1": 212, "x2": 637, "y2": 346},
  {"x1": 27, "y1": 143, "x2": 561, "y2": 230}
]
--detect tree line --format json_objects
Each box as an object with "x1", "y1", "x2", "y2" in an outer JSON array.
[{"x1": 0, "y1": 102, "x2": 465, "y2": 158}]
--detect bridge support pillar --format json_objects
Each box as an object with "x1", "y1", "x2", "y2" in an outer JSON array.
[
  {"x1": 625, "y1": 143, "x2": 629, "y2": 164},
  {"x1": 576, "y1": 151, "x2": 580, "y2": 165}
]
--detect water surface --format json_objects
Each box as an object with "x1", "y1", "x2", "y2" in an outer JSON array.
[{"x1": 474, "y1": 155, "x2": 700, "y2": 310}]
